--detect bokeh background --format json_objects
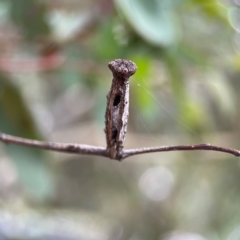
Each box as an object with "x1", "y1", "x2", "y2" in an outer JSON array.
[{"x1": 0, "y1": 0, "x2": 240, "y2": 239}]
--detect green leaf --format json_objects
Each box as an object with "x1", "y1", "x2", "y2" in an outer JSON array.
[
  {"x1": 0, "y1": 75, "x2": 53, "y2": 201},
  {"x1": 114, "y1": 0, "x2": 180, "y2": 47}
]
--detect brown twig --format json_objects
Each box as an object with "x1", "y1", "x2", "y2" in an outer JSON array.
[
  {"x1": 0, "y1": 59, "x2": 240, "y2": 161},
  {"x1": 0, "y1": 133, "x2": 107, "y2": 158},
  {"x1": 121, "y1": 144, "x2": 240, "y2": 159},
  {"x1": 0, "y1": 133, "x2": 240, "y2": 160}
]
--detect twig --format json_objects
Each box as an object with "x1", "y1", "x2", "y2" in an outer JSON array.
[
  {"x1": 1, "y1": 133, "x2": 240, "y2": 160},
  {"x1": 0, "y1": 59, "x2": 240, "y2": 161},
  {"x1": 121, "y1": 144, "x2": 240, "y2": 159},
  {"x1": 0, "y1": 133, "x2": 107, "y2": 158}
]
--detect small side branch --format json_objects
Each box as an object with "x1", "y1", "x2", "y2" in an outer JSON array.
[
  {"x1": 121, "y1": 144, "x2": 240, "y2": 160},
  {"x1": 0, "y1": 133, "x2": 108, "y2": 158}
]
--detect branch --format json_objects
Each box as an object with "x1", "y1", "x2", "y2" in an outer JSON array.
[
  {"x1": 121, "y1": 144, "x2": 240, "y2": 160},
  {"x1": 1, "y1": 132, "x2": 240, "y2": 161},
  {"x1": 1, "y1": 59, "x2": 240, "y2": 161},
  {"x1": 0, "y1": 133, "x2": 108, "y2": 158}
]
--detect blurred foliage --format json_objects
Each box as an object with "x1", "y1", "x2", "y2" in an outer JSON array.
[
  {"x1": 187, "y1": 0, "x2": 229, "y2": 23},
  {"x1": 8, "y1": 0, "x2": 50, "y2": 40},
  {"x1": 0, "y1": 75, "x2": 53, "y2": 201},
  {"x1": 0, "y1": 0, "x2": 240, "y2": 239}
]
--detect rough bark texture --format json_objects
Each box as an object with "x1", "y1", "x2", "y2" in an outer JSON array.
[{"x1": 105, "y1": 59, "x2": 137, "y2": 159}]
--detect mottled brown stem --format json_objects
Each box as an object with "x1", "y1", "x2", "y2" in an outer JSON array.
[{"x1": 105, "y1": 59, "x2": 137, "y2": 159}]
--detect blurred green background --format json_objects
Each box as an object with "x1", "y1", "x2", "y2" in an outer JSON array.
[{"x1": 0, "y1": 0, "x2": 240, "y2": 239}]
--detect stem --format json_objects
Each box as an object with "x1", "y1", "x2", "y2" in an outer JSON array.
[
  {"x1": 1, "y1": 132, "x2": 240, "y2": 161},
  {"x1": 121, "y1": 144, "x2": 240, "y2": 160},
  {"x1": 0, "y1": 133, "x2": 108, "y2": 158}
]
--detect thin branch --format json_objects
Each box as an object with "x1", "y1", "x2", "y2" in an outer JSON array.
[
  {"x1": 121, "y1": 144, "x2": 240, "y2": 160},
  {"x1": 1, "y1": 132, "x2": 240, "y2": 161},
  {"x1": 0, "y1": 133, "x2": 108, "y2": 158}
]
